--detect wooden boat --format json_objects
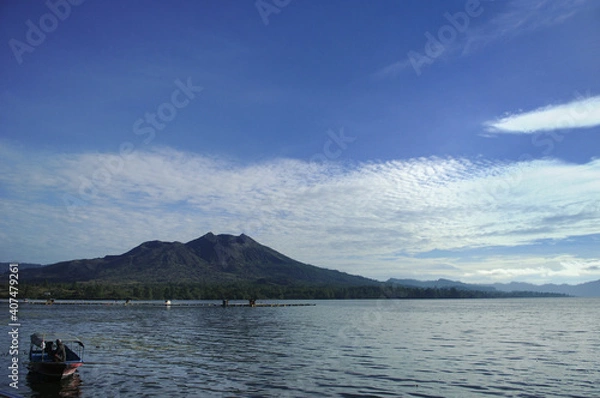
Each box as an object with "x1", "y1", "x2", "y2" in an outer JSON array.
[{"x1": 28, "y1": 333, "x2": 84, "y2": 379}]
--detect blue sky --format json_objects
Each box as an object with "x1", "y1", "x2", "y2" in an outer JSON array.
[{"x1": 1, "y1": 0, "x2": 599, "y2": 284}]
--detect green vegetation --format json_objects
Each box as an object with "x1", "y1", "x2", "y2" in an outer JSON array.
[{"x1": 7, "y1": 281, "x2": 567, "y2": 301}]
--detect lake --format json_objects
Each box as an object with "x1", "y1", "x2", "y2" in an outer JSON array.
[{"x1": 3, "y1": 298, "x2": 599, "y2": 397}]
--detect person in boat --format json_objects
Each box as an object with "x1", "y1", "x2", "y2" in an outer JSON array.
[
  {"x1": 53, "y1": 339, "x2": 66, "y2": 362},
  {"x1": 44, "y1": 341, "x2": 54, "y2": 360}
]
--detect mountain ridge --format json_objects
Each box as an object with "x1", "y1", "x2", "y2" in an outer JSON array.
[
  {"x1": 386, "y1": 278, "x2": 600, "y2": 297},
  {"x1": 9, "y1": 236, "x2": 599, "y2": 297},
  {"x1": 489, "y1": 280, "x2": 600, "y2": 297},
  {"x1": 19, "y1": 232, "x2": 378, "y2": 287}
]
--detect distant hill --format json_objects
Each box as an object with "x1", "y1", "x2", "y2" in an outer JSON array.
[
  {"x1": 387, "y1": 278, "x2": 600, "y2": 297},
  {"x1": 386, "y1": 278, "x2": 497, "y2": 292},
  {"x1": 19, "y1": 233, "x2": 378, "y2": 286},
  {"x1": 490, "y1": 280, "x2": 600, "y2": 297}
]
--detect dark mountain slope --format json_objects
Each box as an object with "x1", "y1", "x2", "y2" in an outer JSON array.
[{"x1": 20, "y1": 232, "x2": 377, "y2": 286}]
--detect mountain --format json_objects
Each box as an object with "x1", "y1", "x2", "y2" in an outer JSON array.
[
  {"x1": 387, "y1": 278, "x2": 600, "y2": 297},
  {"x1": 19, "y1": 232, "x2": 378, "y2": 286},
  {"x1": 386, "y1": 278, "x2": 497, "y2": 292},
  {"x1": 490, "y1": 280, "x2": 600, "y2": 297}
]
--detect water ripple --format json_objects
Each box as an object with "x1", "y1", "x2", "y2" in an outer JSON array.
[{"x1": 4, "y1": 298, "x2": 599, "y2": 397}]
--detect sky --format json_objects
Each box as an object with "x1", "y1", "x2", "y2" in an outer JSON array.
[{"x1": 1, "y1": 0, "x2": 599, "y2": 284}]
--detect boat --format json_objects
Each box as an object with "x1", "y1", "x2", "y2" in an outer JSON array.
[{"x1": 28, "y1": 333, "x2": 84, "y2": 379}]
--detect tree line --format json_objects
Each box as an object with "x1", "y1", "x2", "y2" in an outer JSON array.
[{"x1": 4, "y1": 281, "x2": 567, "y2": 300}]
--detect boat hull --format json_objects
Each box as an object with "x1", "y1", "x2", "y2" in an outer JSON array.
[{"x1": 28, "y1": 361, "x2": 83, "y2": 379}]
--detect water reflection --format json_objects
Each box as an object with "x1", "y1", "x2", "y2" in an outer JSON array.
[{"x1": 26, "y1": 372, "x2": 82, "y2": 398}]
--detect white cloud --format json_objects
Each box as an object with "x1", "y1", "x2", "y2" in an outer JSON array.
[
  {"x1": 462, "y1": 255, "x2": 600, "y2": 284},
  {"x1": 1, "y1": 144, "x2": 600, "y2": 283},
  {"x1": 485, "y1": 95, "x2": 600, "y2": 134}
]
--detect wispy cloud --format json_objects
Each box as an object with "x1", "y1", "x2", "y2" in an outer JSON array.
[
  {"x1": 372, "y1": 60, "x2": 412, "y2": 80},
  {"x1": 1, "y1": 143, "x2": 599, "y2": 282},
  {"x1": 386, "y1": 253, "x2": 600, "y2": 284},
  {"x1": 376, "y1": 0, "x2": 589, "y2": 78},
  {"x1": 463, "y1": 255, "x2": 600, "y2": 283},
  {"x1": 485, "y1": 95, "x2": 600, "y2": 134},
  {"x1": 462, "y1": 0, "x2": 588, "y2": 54}
]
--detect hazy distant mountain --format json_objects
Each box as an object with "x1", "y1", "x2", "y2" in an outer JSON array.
[
  {"x1": 19, "y1": 232, "x2": 378, "y2": 286},
  {"x1": 387, "y1": 278, "x2": 600, "y2": 297},
  {"x1": 387, "y1": 278, "x2": 496, "y2": 291},
  {"x1": 387, "y1": 278, "x2": 497, "y2": 292},
  {"x1": 490, "y1": 280, "x2": 600, "y2": 297}
]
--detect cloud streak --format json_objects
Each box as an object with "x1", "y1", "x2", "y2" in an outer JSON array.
[
  {"x1": 463, "y1": 255, "x2": 600, "y2": 283},
  {"x1": 376, "y1": 0, "x2": 589, "y2": 78},
  {"x1": 462, "y1": 0, "x2": 588, "y2": 54},
  {"x1": 485, "y1": 95, "x2": 600, "y2": 134},
  {"x1": 1, "y1": 143, "x2": 599, "y2": 282}
]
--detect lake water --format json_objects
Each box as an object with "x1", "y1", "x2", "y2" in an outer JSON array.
[{"x1": 2, "y1": 298, "x2": 599, "y2": 397}]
